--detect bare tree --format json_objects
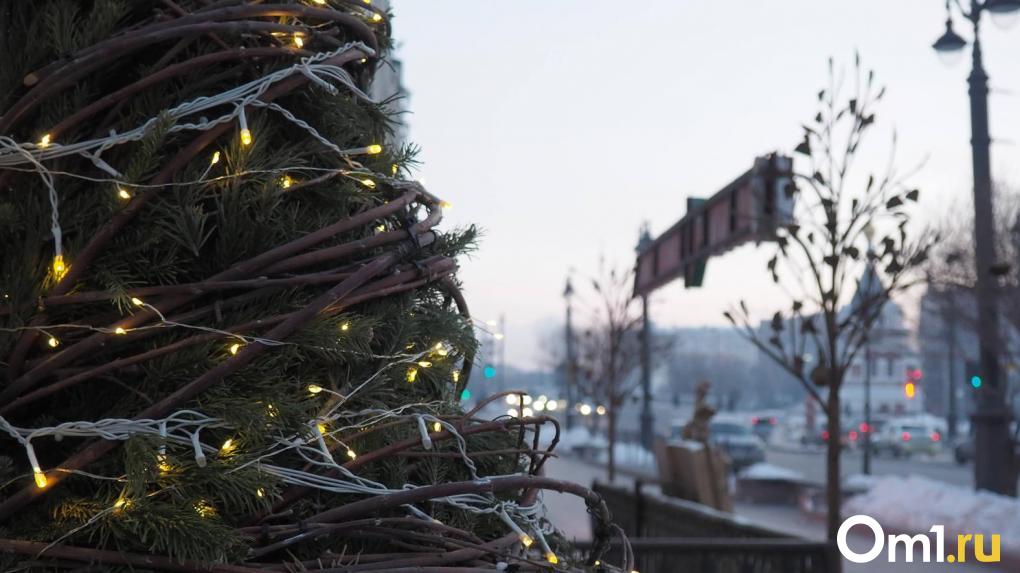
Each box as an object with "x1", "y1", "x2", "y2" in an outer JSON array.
[
  {"x1": 725, "y1": 56, "x2": 934, "y2": 540},
  {"x1": 926, "y1": 187, "x2": 1020, "y2": 424},
  {"x1": 572, "y1": 262, "x2": 649, "y2": 482}
]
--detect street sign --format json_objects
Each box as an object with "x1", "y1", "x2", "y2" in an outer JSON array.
[{"x1": 633, "y1": 153, "x2": 794, "y2": 296}]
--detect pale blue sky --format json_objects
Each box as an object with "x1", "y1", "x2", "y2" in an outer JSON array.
[{"x1": 392, "y1": 0, "x2": 1020, "y2": 367}]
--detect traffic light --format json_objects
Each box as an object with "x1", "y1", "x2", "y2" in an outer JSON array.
[{"x1": 965, "y1": 360, "x2": 982, "y2": 389}]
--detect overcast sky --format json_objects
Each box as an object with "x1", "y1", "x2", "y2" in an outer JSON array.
[{"x1": 391, "y1": 0, "x2": 1020, "y2": 368}]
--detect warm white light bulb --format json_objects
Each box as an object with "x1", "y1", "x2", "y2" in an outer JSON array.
[
  {"x1": 131, "y1": 297, "x2": 144, "y2": 307},
  {"x1": 346, "y1": 449, "x2": 357, "y2": 459},
  {"x1": 114, "y1": 327, "x2": 127, "y2": 335},
  {"x1": 341, "y1": 322, "x2": 350, "y2": 331},
  {"x1": 117, "y1": 187, "x2": 131, "y2": 200},
  {"x1": 240, "y1": 129, "x2": 253, "y2": 146},
  {"x1": 520, "y1": 534, "x2": 533, "y2": 547},
  {"x1": 47, "y1": 336, "x2": 59, "y2": 348},
  {"x1": 220, "y1": 438, "x2": 235, "y2": 454},
  {"x1": 293, "y1": 34, "x2": 304, "y2": 48},
  {"x1": 210, "y1": 151, "x2": 221, "y2": 165},
  {"x1": 229, "y1": 343, "x2": 241, "y2": 355},
  {"x1": 366, "y1": 144, "x2": 383, "y2": 154},
  {"x1": 38, "y1": 134, "x2": 52, "y2": 148},
  {"x1": 52, "y1": 255, "x2": 68, "y2": 279},
  {"x1": 406, "y1": 367, "x2": 418, "y2": 382},
  {"x1": 360, "y1": 178, "x2": 376, "y2": 189},
  {"x1": 33, "y1": 469, "x2": 48, "y2": 489},
  {"x1": 308, "y1": 384, "x2": 323, "y2": 394}
]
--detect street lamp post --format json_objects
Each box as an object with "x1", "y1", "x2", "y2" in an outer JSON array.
[
  {"x1": 863, "y1": 338, "x2": 873, "y2": 475},
  {"x1": 636, "y1": 228, "x2": 655, "y2": 451},
  {"x1": 564, "y1": 277, "x2": 577, "y2": 431},
  {"x1": 932, "y1": 0, "x2": 1020, "y2": 495}
]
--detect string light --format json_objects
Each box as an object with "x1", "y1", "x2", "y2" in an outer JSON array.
[
  {"x1": 228, "y1": 342, "x2": 241, "y2": 355},
  {"x1": 210, "y1": 151, "x2": 221, "y2": 165},
  {"x1": 280, "y1": 174, "x2": 293, "y2": 189},
  {"x1": 346, "y1": 448, "x2": 357, "y2": 460},
  {"x1": 316, "y1": 422, "x2": 328, "y2": 435},
  {"x1": 452, "y1": 371, "x2": 460, "y2": 383},
  {"x1": 371, "y1": 12, "x2": 383, "y2": 22},
  {"x1": 131, "y1": 297, "x2": 144, "y2": 307},
  {"x1": 433, "y1": 422, "x2": 442, "y2": 432},
  {"x1": 47, "y1": 336, "x2": 59, "y2": 348},
  {"x1": 418, "y1": 361, "x2": 432, "y2": 368},
  {"x1": 220, "y1": 438, "x2": 236, "y2": 455},
  {"x1": 195, "y1": 500, "x2": 216, "y2": 517},
  {"x1": 52, "y1": 255, "x2": 68, "y2": 280},
  {"x1": 546, "y1": 552, "x2": 558, "y2": 565},
  {"x1": 114, "y1": 327, "x2": 127, "y2": 335},
  {"x1": 308, "y1": 384, "x2": 323, "y2": 395},
  {"x1": 375, "y1": 224, "x2": 385, "y2": 233},
  {"x1": 117, "y1": 187, "x2": 131, "y2": 200},
  {"x1": 38, "y1": 134, "x2": 52, "y2": 148},
  {"x1": 366, "y1": 144, "x2": 383, "y2": 154},
  {"x1": 113, "y1": 496, "x2": 130, "y2": 511},
  {"x1": 360, "y1": 178, "x2": 376, "y2": 189},
  {"x1": 156, "y1": 454, "x2": 172, "y2": 474},
  {"x1": 239, "y1": 108, "x2": 252, "y2": 146},
  {"x1": 26, "y1": 447, "x2": 47, "y2": 489},
  {"x1": 520, "y1": 534, "x2": 534, "y2": 547},
  {"x1": 391, "y1": 164, "x2": 398, "y2": 175},
  {"x1": 340, "y1": 322, "x2": 350, "y2": 331},
  {"x1": 293, "y1": 34, "x2": 304, "y2": 48},
  {"x1": 406, "y1": 367, "x2": 418, "y2": 383},
  {"x1": 256, "y1": 487, "x2": 265, "y2": 498}
]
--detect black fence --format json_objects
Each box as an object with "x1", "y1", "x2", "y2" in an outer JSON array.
[{"x1": 587, "y1": 481, "x2": 839, "y2": 573}]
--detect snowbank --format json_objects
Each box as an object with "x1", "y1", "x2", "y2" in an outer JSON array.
[{"x1": 844, "y1": 475, "x2": 1020, "y2": 557}]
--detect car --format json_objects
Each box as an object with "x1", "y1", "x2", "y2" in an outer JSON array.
[
  {"x1": 708, "y1": 420, "x2": 766, "y2": 471},
  {"x1": 872, "y1": 420, "x2": 942, "y2": 458},
  {"x1": 750, "y1": 415, "x2": 779, "y2": 441},
  {"x1": 953, "y1": 423, "x2": 1020, "y2": 465}
]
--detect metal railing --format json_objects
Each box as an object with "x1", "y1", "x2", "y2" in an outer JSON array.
[{"x1": 589, "y1": 481, "x2": 839, "y2": 573}]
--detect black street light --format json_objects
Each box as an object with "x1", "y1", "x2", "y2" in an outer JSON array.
[
  {"x1": 932, "y1": 0, "x2": 1019, "y2": 495},
  {"x1": 636, "y1": 227, "x2": 655, "y2": 451},
  {"x1": 563, "y1": 276, "x2": 577, "y2": 431}
]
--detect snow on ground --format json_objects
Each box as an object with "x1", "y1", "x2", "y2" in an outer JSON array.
[{"x1": 845, "y1": 475, "x2": 1020, "y2": 558}]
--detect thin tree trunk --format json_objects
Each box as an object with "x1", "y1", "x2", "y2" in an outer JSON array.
[
  {"x1": 607, "y1": 401, "x2": 617, "y2": 483},
  {"x1": 825, "y1": 381, "x2": 841, "y2": 542}
]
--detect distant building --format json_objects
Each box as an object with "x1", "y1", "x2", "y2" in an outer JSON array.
[
  {"x1": 369, "y1": 0, "x2": 409, "y2": 144},
  {"x1": 839, "y1": 298, "x2": 924, "y2": 420}
]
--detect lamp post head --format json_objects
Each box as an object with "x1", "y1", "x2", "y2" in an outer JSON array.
[
  {"x1": 986, "y1": 0, "x2": 1020, "y2": 28},
  {"x1": 932, "y1": 18, "x2": 967, "y2": 65}
]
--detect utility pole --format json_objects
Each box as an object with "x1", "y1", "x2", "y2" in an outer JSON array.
[
  {"x1": 564, "y1": 277, "x2": 577, "y2": 431},
  {"x1": 863, "y1": 338, "x2": 873, "y2": 475},
  {"x1": 944, "y1": 288, "x2": 960, "y2": 442},
  {"x1": 636, "y1": 227, "x2": 655, "y2": 450}
]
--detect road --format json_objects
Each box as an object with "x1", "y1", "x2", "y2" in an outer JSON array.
[{"x1": 765, "y1": 447, "x2": 975, "y2": 488}]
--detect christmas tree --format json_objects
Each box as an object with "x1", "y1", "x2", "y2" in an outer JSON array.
[{"x1": 0, "y1": 2, "x2": 621, "y2": 571}]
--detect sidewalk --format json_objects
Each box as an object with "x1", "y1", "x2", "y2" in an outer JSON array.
[{"x1": 542, "y1": 456, "x2": 1007, "y2": 573}]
